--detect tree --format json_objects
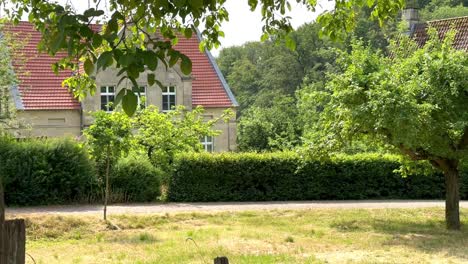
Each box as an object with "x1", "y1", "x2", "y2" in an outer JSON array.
[
  {"x1": 135, "y1": 105, "x2": 231, "y2": 174},
  {"x1": 0, "y1": 0, "x2": 406, "y2": 113},
  {"x1": 238, "y1": 96, "x2": 300, "y2": 151},
  {"x1": 419, "y1": 0, "x2": 468, "y2": 21},
  {"x1": 302, "y1": 30, "x2": 468, "y2": 230},
  {"x1": 0, "y1": 23, "x2": 21, "y2": 229},
  {"x1": 84, "y1": 111, "x2": 133, "y2": 220}
]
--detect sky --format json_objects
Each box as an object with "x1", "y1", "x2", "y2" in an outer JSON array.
[{"x1": 58, "y1": 0, "x2": 334, "y2": 56}]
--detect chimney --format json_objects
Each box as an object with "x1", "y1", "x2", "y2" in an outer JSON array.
[{"x1": 402, "y1": 0, "x2": 420, "y2": 33}]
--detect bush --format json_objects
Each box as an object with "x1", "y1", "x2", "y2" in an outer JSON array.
[
  {"x1": 111, "y1": 155, "x2": 162, "y2": 202},
  {"x1": 168, "y1": 152, "x2": 468, "y2": 202},
  {"x1": 0, "y1": 137, "x2": 97, "y2": 205}
]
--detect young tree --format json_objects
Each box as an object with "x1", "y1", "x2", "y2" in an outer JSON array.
[
  {"x1": 0, "y1": 24, "x2": 21, "y2": 225},
  {"x1": 303, "y1": 30, "x2": 468, "y2": 230},
  {"x1": 84, "y1": 111, "x2": 133, "y2": 220},
  {"x1": 0, "y1": 0, "x2": 405, "y2": 113},
  {"x1": 135, "y1": 105, "x2": 231, "y2": 173}
]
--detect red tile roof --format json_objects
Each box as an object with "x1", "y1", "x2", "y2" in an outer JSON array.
[
  {"x1": 5, "y1": 21, "x2": 80, "y2": 110},
  {"x1": 5, "y1": 21, "x2": 237, "y2": 110},
  {"x1": 175, "y1": 34, "x2": 237, "y2": 108},
  {"x1": 411, "y1": 16, "x2": 468, "y2": 51}
]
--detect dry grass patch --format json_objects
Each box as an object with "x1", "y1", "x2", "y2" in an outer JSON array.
[{"x1": 13, "y1": 208, "x2": 468, "y2": 263}]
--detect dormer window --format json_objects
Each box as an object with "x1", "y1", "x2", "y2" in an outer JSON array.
[
  {"x1": 100, "y1": 86, "x2": 115, "y2": 112},
  {"x1": 162, "y1": 86, "x2": 176, "y2": 112}
]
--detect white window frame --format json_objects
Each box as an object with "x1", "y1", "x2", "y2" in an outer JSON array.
[
  {"x1": 100, "y1": 86, "x2": 115, "y2": 112},
  {"x1": 162, "y1": 86, "x2": 176, "y2": 112},
  {"x1": 201, "y1": 135, "x2": 214, "y2": 152},
  {"x1": 135, "y1": 86, "x2": 147, "y2": 109}
]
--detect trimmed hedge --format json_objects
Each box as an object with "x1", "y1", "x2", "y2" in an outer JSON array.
[
  {"x1": 111, "y1": 155, "x2": 162, "y2": 202},
  {"x1": 0, "y1": 137, "x2": 97, "y2": 205},
  {"x1": 168, "y1": 152, "x2": 468, "y2": 202}
]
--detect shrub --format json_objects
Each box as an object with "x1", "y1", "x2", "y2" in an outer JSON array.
[
  {"x1": 0, "y1": 137, "x2": 97, "y2": 205},
  {"x1": 168, "y1": 152, "x2": 467, "y2": 202},
  {"x1": 111, "y1": 155, "x2": 162, "y2": 202}
]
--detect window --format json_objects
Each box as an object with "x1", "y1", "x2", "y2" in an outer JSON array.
[
  {"x1": 201, "y1": 136, "x2": 214, "y2": 152},
  {"x1": 100, "y1": 86, "x2": 115, "y2": 112},
  {"x1": 162, "y1": 86, "x2": 176, "y2": 112},
  {"x1": 135, "y1": 86, "x2": 147, "y2": 109}
]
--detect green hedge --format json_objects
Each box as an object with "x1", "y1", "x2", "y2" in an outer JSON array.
[
  {"x1": 0, "y1": 137, "x2": 97, "y2": 205},
  {"x1": 111, "y1": 155, "x2": 162, "y2": 202},
  {"x1": 168, "y1": 152, "x2": 468, "y2": 202}
]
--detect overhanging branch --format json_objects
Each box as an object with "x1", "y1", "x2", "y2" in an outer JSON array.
[
  {"x1": 399, "y1": 144, "x2": 430, "y2": 161},
  {"x1": 458, "y1": 126, "x2": 468, "y2": 151}
]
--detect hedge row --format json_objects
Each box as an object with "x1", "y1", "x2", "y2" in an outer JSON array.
[
  {"x1": 168, "y1": 152, "x2": 468, "y2": 202},
  {"x1": 0, "y1": 137, "x2": 97, "y2": 205},
  {"x1": 0, "y1": 137, "x2": 162, "y2": 206}
]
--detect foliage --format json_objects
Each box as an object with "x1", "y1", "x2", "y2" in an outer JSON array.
[
  {"x1": 300, "y1": 29, "x2": 468, "y2": 229},
  {"x1": 0, "y1": 136, "x2": 97, "y2": 205},
  {"x1": 84, "y1": 111, "x2": 133, "y2": 170},
  {"x1": 0, "y1": 23, "x2": 21, "y2": 130},
  {"x1": 111, "y1": 155, "x2": 162, "y2": 202},
  {"x1": 134, "y1": 105, "x2": 231, "y2": 174},
  {"x1": 0, "y1": 0, "x2": 406, "y2": 114},
  {"x1": 169, "y1": 152, "x2": 468, "y2": 202},
  {"x1": 238, "y1": 96, "x2": 300, "y2": 151},
  {"x1": 302, "y1": 30, "x2": 468, "y2": 162},
  {"x1": 419, "y1": 0, "x2": 468, "y2": 21}
]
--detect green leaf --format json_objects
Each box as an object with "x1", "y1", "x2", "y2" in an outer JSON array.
[
  {"x1": 190, "y1": 0, "x2": 203, "y2": 9},
  {"x1": 84, "y1": 58, "x2": 94, "y2": 75},
  {"x1": 122, "y1": 92, "x2": 138, "y2": 116},
  {"x1": 183, "y1": 28, "x2": 193, "y2": 38},
  {"x1": 143, "y1": 51, "x2": 158, "y2": 71},
  {"x1": 114, "y1": 87, "x2": 127, "y2": 106},
  {"x1": 147, "y1": 73, "x2": 156, "y2": 86},
  {"x1": 97, "y1": 51, "x2": 113, "y2": 70},
  {"x1": 119, "y1": 54, "x2": 134, "y2": 66},
  {"x1": 180, "y1": 54, "x2": 192, "y2": 75},
  {"x1": 285, "y1": 35, "x2": 296, "y2": 51}
]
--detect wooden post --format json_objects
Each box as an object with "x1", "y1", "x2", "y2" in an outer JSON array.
[
  {"x1": 214, "y1": 256, "x2": 229, "y2": 264},
  {"x1": 1, "y1": 177, "x2": 5, "y2": 223},
  {"x1": 0, "y1": 180, "x2": 26, "y2": 264},
  {"x1": 0, "y1": 220, "x2": 26, "y2": 264}
]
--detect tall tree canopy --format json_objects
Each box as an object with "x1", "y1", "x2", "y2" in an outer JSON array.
[
  {"x1": 0, "y1": 0, "x2": 406, "y2": 115},
  {"x1": 302, "y1": 30, "x2": 468, "y2": 230}
]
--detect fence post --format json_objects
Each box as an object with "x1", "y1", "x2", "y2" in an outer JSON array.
[
  {"x1": 0, "y1": 219, "x2": 26, "y2": 264},
  {"x1": 0, "y1": 181, "x2": 26, "y2": 264},
  {"x1": 214, "y1": 256, "x2": 229, "y2": 264}
]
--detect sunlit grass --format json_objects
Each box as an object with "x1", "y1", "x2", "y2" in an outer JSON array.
[{"x1": 12, "y1": 208, "x2": 468, "y2": 263}]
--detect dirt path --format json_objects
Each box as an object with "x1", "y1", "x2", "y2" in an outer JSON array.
[{"x1": 6, "y1": 200, "x2": 468, "y2": 216}]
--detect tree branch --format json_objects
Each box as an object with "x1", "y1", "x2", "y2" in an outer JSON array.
[
  {"x1": 398, "y1": 144, "x2": 431, "y2": 161},
  {"x1": 458, "y1": 126, "x2": 468, "y2": 151}
]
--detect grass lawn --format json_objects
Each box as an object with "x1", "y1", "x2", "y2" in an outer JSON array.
[{"x1": 14, "y1": 208, "x2": 468, "y2": 264}]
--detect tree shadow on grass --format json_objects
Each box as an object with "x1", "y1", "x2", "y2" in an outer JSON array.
[{"x1": 331, "y1": 215, "x2": 468, "y2": 260}]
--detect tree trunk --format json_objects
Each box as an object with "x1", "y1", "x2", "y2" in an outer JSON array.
[
  {"x1": 444, "y1": 167, "x2": 460, "y2": 230},
  {"x1": 104, "y1": 154, "x2": 110, "y2": 221},
  {"x1": 0, "y1": 178, "x2": 5, "y2": 223}
]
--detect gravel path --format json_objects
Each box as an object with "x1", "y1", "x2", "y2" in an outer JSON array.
[{"x1": 6, "y1": 200, "x2": 468, "y2": 216}]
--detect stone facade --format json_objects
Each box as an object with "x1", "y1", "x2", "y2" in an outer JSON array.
[{"x1": 13, "y1": 63, "x2": 237, "y2": 152}]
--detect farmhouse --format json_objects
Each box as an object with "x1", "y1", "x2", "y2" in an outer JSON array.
[
  {"x1": 402, "y1": 7, "x2": 468, "y2": 50},
  {"x1": 5, "y1": 22, "x2": 238, "y2": 152}
]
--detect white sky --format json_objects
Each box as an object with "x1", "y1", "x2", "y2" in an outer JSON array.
[{"x1": 58, "y1": 0, "x2": 334, "y2": 56}]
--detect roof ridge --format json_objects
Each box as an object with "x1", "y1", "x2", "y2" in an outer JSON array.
[{"x1": 427, "y1": 15, "x2": 468, "y2": 24}]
